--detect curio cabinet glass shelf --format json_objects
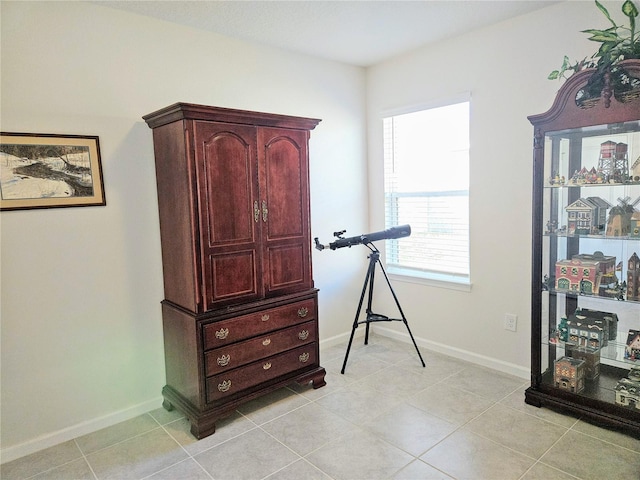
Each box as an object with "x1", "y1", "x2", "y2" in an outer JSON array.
[{"x1": 526, "y1": 60, "x2": 640, "y2": 434}]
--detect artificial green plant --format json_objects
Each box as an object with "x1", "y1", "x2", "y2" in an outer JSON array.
[{"x1": 549, "y1": 0, "x2": 639, "y2": 82}]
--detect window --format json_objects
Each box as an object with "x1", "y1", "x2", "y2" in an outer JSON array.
[{"x1": 383, "y1": 101, "x2": 470, "y2": 286}]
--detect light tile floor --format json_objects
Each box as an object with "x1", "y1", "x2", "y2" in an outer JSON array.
[{"x1": 3, "y1": 335, "x2": 640, "y2": 480}]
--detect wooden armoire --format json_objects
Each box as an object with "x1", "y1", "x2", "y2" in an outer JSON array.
[{"x1": 143, "y1": 103, "x2": 326, "y2": 439}]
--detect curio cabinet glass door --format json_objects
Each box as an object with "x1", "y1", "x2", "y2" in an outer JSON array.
[{"x1": 526, "y1": 60, "x2": 640, "y2": 434}]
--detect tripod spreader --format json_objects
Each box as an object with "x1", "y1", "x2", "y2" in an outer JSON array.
[{"x1": 341, "y1": 249, "x2": 426, "y2": 374}]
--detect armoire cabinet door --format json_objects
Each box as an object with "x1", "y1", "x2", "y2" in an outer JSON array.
[
  {"x1": 258, "y1": 127, "x2": 313, "y2": 296},
  {"x1": 193, "y1": 121, "x2": 263, "y2": 309}
]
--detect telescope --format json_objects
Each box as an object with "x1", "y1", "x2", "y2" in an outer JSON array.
[{"x1": 314, "y1": 224, "x2": 411, "y2": 251}]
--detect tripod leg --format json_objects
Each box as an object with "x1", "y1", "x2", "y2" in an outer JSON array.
[
  {"x1": 341, "y1": 260, "x2": 374, "y2": 374},
  {"x1": 364, "y1": 261, "x2": 376, "y2": 346},
  {"x1": 377, "y1": 259, "x2": 426, "y2": 368}
]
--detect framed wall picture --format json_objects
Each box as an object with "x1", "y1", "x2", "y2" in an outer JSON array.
[{"x1": 0, "y1": 132, "x2": 106, "y2": 211}]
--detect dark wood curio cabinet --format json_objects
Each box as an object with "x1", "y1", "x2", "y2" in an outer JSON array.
[
  {"x1": 143, "y1": 103, "x2": 326, "y2": 438},
  {"x1": 526, "y1": 60, "x2": 640, "y2": 434}
]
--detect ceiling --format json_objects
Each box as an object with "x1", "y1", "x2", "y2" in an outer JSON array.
[{"x1": 97, "y1": 0, "x2": 560, "y2": 67}]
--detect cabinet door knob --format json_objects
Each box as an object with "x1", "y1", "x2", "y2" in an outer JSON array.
[
  {"x1": 217, "y1": 380, "x2": 232, "y2": 392},
  {"x1": 217, "y1": 354, "x2": 230, "y2": 366},
  {"x1": 254, "y1": 200, "x2": 260, "y2": 223},
  {"x1": 261, "y1": 314, "x2": 270, "y2": 322},
  {"x1": 297, "y1": 307, "x2": 308, "y2": 318},
  {"x1": 298, "y1": 330, "x2": 309, "y2": 340},
  {"x1": 299, "y1": 352, "x2": 310, "y2": 363},
  {"x1": 215, "y1": 328, "x2": 229, "y2": 340},
  {"x1": 262, "y1": 200, "x2": 268, "y2": 222}
]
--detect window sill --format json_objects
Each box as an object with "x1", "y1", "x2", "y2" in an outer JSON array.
[{"x1": 387, "y1": 267, "x2": 472, "y2": 292}]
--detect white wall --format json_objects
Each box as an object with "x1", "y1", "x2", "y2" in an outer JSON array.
[
  {"x1": 366, "y1": 1, "x2": 613, "y2": 372},
  {"x1": 0, "y1": 1, "x2": 367, "y2": 460}
]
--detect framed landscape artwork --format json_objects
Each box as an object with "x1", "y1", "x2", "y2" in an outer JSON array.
[{"x1": 0, "y1": 132, "x2": 106, "y2": 211}]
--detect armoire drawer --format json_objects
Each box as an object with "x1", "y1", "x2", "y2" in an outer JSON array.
[
  {"x1": 204, "y1": 320, "x2": 316, "y2": 376},
  {"x1": 202, "y1": 298, "x2": 316, "y2": 349},
  {"x1": 206, "y1": 343, "x2": 317, "y2": 402}
]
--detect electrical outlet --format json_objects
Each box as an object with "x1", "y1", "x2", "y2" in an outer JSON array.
[{"x1": 504, "y1": 313, "x2": 517, "y2": 332}]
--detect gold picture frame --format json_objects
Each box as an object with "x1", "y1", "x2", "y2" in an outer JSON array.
[{"x1": 0, "y1": 133, "x2": 106, "y2": 211}]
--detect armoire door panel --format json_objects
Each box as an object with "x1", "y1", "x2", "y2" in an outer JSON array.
[
  {"x1": 199, "y1": 126, "x2": 256, "y2": 246},
  {"x1": 258, "y1": 127, "x2": 312, "y2": 296},
  {"x1": 194, "y1": 121, "x2": 262, "y2": 309},
  {"x1": 267, "y1": 244, "x2": 305, "y2": 288},
  {"x1": 209, "y1": 251, "x2": 258, "y2": 302},
  {"x1": 262, "y1": 136, "x2": 304, "y2": 240}
]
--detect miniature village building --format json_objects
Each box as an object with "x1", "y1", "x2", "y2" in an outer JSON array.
[
  {"x1": 555, "y1": 258, "x2": 600, "y2": 293},
  {"x1": 554, "y1": 356, "x2": 586, "y2": 393},
  {"x1": 615, "y1": 378, "x2": 640, "y2": 410},
  {"x1": 566, "y1": 314, "x2": 607, "y2": 350},
  {"x1": 567, "y1": 345, "x2": 600, "y2": 380},
  {"x1": 555, "y1": 252, "x2": 616, "y2": 295},
  {"x1": 574, "y1": 308, "x2": 618, "y2": 341},
  {"x1": 565, "y1": 197, "x2": 611, "y2": 234},
  {"x1": 628, "y1": 252, "x2": 640, "y2": 301},
  {"x1": 606, "y1": 197, "x2": 639, "y2": 237},
  {"x1": 574, "y1": 251, "x2": 618, "y2": 297},
  {"x1": 572, "y1": 251, "x2": 616, "y2": 277},
  {"x1": 626, "y1": 330, "x2": 640, "y2": 361}
]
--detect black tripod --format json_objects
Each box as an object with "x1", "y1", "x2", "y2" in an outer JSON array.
[{"x1": 341, "y1": 243, "x2": 426, "y2": 374}]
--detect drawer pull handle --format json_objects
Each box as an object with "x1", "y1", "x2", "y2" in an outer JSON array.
[
  {"x1": 299, "y1": 352, "x2": 310, "y2": 363},
  {"x1": 218, "y1": 380, "x2": 232, "y2": 392},
  {"x1": 217, "y1": 354, "x2": 230, "y2": 366},
  {"x1": 297, "y1": 307, "x2": 309, "y2": 318},
  {"x1": 298, "y1": 330, "x2": 309, "y2": 340},
  {"x1": 261, "y1": 314, "x2": 270, "y2": 322},
  {"x1": 262, "y1": 338, "x2": 271, "y2": 346},
  {"x1": 263, "y1": 362, "x2": 272, "y2": 370},
  {"x1": 215, "y1": 328, "x2": 229, "y2": 340}
]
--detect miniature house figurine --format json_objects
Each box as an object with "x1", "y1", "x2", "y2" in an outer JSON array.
[
  {"x1": 554, "y1": 356, "x2": 586, "y2": 393},
  {"x1": 615, "y1": 378, "x2": 640, "y2": 409},
  {"x1": 566, "y1": 314, "x2": 607, "y2": 350},
  {"x1": 628, "y1": 252, "x2": 640, "y2": 301},
  {"x1": 555, "y1": 258, "x2": 601, "y2": 293},
  {"x1": 567, "y1": 345, "x2": 600, "y2": 380},
  {"x1": 626, "y1": 330, "x2": 640, "y2": 361},
  {"x1": 569, "y1": 167, "x2": 600, "y2": 184},
  {"x1": 555, "y1": 252, "x2": 616, "y2": 295},
  {"x1": 565, "y1": 197, "x2": 611, "y2": 234},
  {"x1": 575, "y1": 308, "x2": 618, "y2": 341},
  {"x1": 573, "y1": 252, "x2": 618, "y2": 297}
]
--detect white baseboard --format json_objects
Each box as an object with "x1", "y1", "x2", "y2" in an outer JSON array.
[
  {"x1": 319, "y1": 327, "x2": 365, "y2": 350},
  {"x1": 1, "y1": 396, "x2": 163, "y2": 464},
  {"x1": 4, "y1": 328, "x2": 528, "y2": 464},
  {"x1": 365, "y1": 325, "x2": 530, "y2": 380}
]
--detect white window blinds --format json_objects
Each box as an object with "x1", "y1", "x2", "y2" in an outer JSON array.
[{"x1": 383, "y1": 101, "x2": 470, "y2": 283}]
